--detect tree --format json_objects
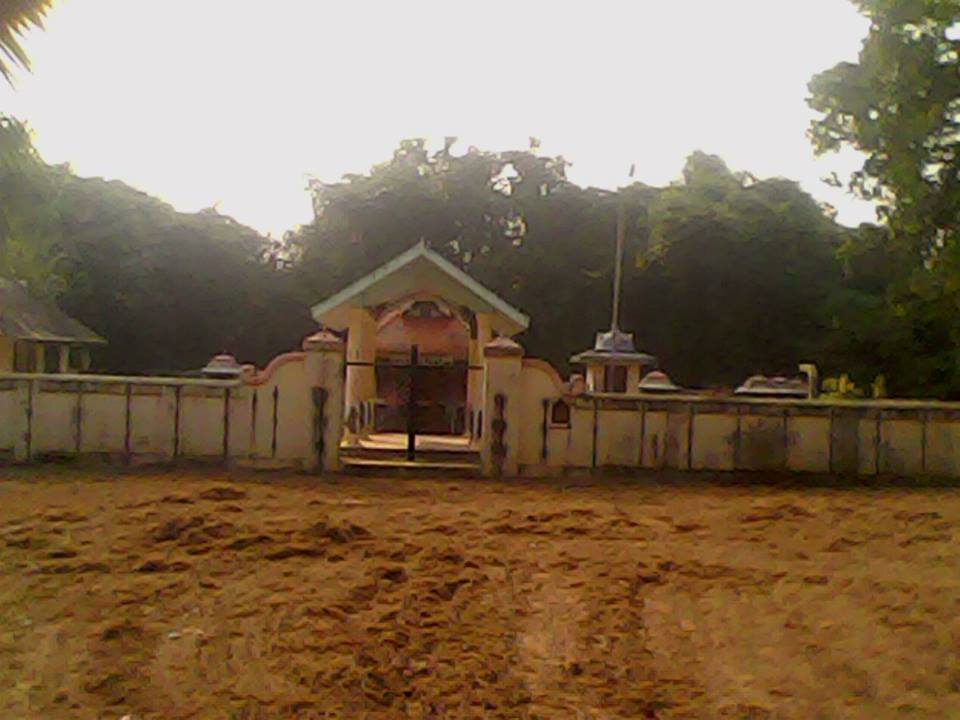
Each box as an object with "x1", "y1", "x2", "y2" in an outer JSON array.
[
  {"x1": 809, "y1": 0, "x2": 960, "y2": 250},
  {"x1": 0, "y1": 0, "x2": 53, "y2": 83},
  {"x1": 3, "y1": 142, "x2": 313, "y2": 372},
  {"x1": 292, "y1": 142, "x2": 848, "y2": 386},
  {"x1": 626, "y1": 152, "x2": 844, "y2": 387},
  {"x1": 289, "y1": 139, "x2": 617, "y2": 371},
  {"x1": 47, "y1": 172, "x2": 315, "y2": 373},
  {"x1": 1, "y1": 3, "x2": 62, "y2": 294},
  {"x1": 808, "y1": 0, "x2": 960, "y2": 396},
  {"x1": 0, "y1": 113, "x2": 66, "y2": 297}
]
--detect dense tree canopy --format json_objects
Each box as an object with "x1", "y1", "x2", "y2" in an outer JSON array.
[
  {"x1": 627, "y1": 153, "x2": 844, "y2": 386},
  {"x1": 290, "y1": 141, "x2": 848, "y2": 386},
  {"x1": 0, "y1": 113, "x2": 65, "y2": 297},
  {"x1": 4, "y1": 0, "x2": 960, "y2": 396},
  {"x1": 809, "y1": 0, "x2": 960, "y2": 396},
  {"x1": 0, "y1": 127, "x2": 931, "y2": 392},
  {"x1": 0, "y1": 138, "x2": 313, "y2": 373}
]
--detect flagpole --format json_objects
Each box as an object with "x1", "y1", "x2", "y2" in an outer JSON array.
[
  {"x1": 612, "y1": 199, "x2": 625, "y2": 332},
  {"x1": 610, "y1": 164, "x2": 634, "y2": 333}
]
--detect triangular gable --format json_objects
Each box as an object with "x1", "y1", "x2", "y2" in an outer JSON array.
[
  {"x1": 0, "y1": 279, "x2": 106, "y2": 344},
  {"x1": 311, "y1": 241, "x2": 530, "y2": 336}
]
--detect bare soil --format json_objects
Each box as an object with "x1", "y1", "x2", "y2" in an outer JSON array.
[{"x1": 1, "y1": 468, "x2": 958, "y2": 719}]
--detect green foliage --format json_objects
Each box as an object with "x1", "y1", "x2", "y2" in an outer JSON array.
[
  {"x1": 0, "y1": 132, "x2": 892, "y2": 390},
  {"x1": 821, "y1": 374, "x2": 866, "y2": 399},
  {"x1": 1, "y1": 127, "x2": 312, "y2": 373},
  {"x1": 809, "y1": 0, "x2": 960, "y2": 397},
  {"x1": 627, "y1": 153, "x2": 844, "y2": 386},
  {"x1": 50, "y1": 173, "x2": 314, "y2": 373},
  {"x1": 0, "y1": 0, "x2": 54, "y2": 84},
  {"x1": 0, "y1": 114, "x2": 66, "y2": 298},
  {"x1": 291, "y1": 142, "x2": 846, "y2": 386}
]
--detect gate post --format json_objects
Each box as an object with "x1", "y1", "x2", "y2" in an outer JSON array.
[
  {"x1": 303, "y1": 331, "x2": 345, "y2": 473},
  {"x1": 481, "y1": 337, "x2": 524, "y2": 477},
  {"x1": 13, "y1": 378, "x2": 32, "y2": 462}
]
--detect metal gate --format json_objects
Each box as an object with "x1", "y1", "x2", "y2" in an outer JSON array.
[{"x1": 351, "y1": 345, "x2": 469, "y2": 460}]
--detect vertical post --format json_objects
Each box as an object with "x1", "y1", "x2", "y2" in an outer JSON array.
[
  {"x1": 827, "y1": 406, "x2": 835, "y2": 474},
  {"x1": 173, "y1": 385, "x2": 181, "y2": 460},
  {"x1": 687, "y1": 403, "x2": 694, "y2": 470},
  {"x1": 591, "y1": 396, "x2": 599, "y2": 470},
  {"x1": 344, "y1": 307, "x2": 378, "y2": 440},
  {"x1": 249, "y1": 389, "x2": 258, "y2": 459},
  {"x1": 612, "y1": 192, "x2": 626, "y2": 332},
  {"x1": 271, "y1": 386, "x2": 280, "y2": 458},
  {"x1": 734, "y1": 404, "x2": 742, "y2": 471},
  {"x1": 480, "y1": 338, "x2": 524, "y2": 477},
  {"x1": 921, "y1": 410, "x2": 928, "y2": 475},
  {"x1": 782, "y1": 408, "x2": 789, "y2": 471},
  {"x1": 303, "y1": 330, "x2": 346, "y2": 472},
  {"x1": 638, "y1": 401, "x2": 647, "y2": 467},
  {"x1": 874, "y1": 412, "x2": 882, "y2": 476},
  {"x1": 75, "y1": 385, "x2": 83, "y2": 454},
  {"x1": 406, "y1": 344, "x2": 419, "y2": 461},
  {"x1": 467, "y1": 312, "x2": 493, "y2": 440},
  {"x1": 313, "y1": 387, "x2": 328, "y2": 471},
  {"x1": 124, "y1": 383, "x2": 132, "y2": 464},
  {"x1": 22, "y1": 379, "x2": 34, "y2": 461},
  {"x1": 222, "y1": 387, "x2": 231, "y2": 463},
  {"x1": 541, "y1": 399, "x2": 549, "y2": 461},
  {"x1": 58, "y1": 345, "x2": 69, "y2": 374}
]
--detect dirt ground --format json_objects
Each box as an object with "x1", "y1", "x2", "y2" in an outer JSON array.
[{"x1": 1, "y1": 468, "x2": 958, "y2": 720}]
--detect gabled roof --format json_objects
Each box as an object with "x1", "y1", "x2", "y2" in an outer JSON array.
[
  {"x1": 311, "y1": 241, "x2": 530, "y2": 336},
  {"x1": 0, "y1": 279, "x2": 106, "y2": 344}
]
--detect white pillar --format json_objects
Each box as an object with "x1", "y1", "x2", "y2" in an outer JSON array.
[
  {"x1": 58, "y1": 345, "x2": 69, "y2": 374},
  {"x1": 467, "y1": 312, "x2": 494, "y2": 440},
  {"x1": 344, "y1": 307, "x2": 378, "y2": 437},
  {"x1": 12, "y1": 379, "x2": 32, "y2": 461},
  {"x1": 303, "y1": 331, "x2": 346, "y2": 472},
  {"x1": 586, "y1": 364, "x2": 601, "y2": 392},
  {"x1": 481, "y1": 336, "x2": 523, "y2": 477}
]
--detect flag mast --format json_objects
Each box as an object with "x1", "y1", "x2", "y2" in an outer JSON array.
[{"x1": 610, "y1": 163, "x2": 635, "y2": 333}]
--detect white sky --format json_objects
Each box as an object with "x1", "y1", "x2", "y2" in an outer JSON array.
[{"x1": 0, "y1": 0, "x2": 875, "y2": 237}]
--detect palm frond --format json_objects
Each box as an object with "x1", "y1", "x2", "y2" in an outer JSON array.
[{"x1": 0, "y1": 0, "x2": 55, "y2": 84}]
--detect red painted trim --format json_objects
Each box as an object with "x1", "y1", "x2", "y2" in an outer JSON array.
[{"x1": 242, "y1": 352, "x2": 306, "y2": 386}]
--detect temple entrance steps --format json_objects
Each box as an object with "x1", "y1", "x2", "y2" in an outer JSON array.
[{"x1": 339, "y1": 433, "x2": 481, "y2": 477}]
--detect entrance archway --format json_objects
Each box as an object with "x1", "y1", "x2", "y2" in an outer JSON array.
[{"x1": 310, "y1": 241, "x2": 529, "y2": 460}]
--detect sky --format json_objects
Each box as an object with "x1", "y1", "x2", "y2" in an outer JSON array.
[{"x1": 0, "y1": 0, "x2": 875, "y2": 237}]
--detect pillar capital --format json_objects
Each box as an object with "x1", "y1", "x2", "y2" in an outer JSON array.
[
  {"x1": 302, "y1": 330, "x2": 345, "y2": 353},
  {"x1": 483, "y1": 337, "x2": 523, "y2": 358}
]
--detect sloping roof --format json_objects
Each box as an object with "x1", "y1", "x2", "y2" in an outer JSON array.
[
  {"x1": 311, "y1": 241, "x2": 530, "y2": 336},
  {"x1": 0, "y1": 279, "x2": 106, "y2": 344}
]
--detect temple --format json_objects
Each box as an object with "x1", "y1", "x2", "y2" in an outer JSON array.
[{"x1": 310, "y1": 241, "x2": 529, "y2": 447}]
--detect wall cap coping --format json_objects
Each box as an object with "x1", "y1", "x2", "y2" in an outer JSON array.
[
  {"x1": 241, "y1": 352, "x2": 307, "y2": 386},
  {"x1": 302, "y1": 330, "x2": 345, "y2": 352},
  {"x1": 0, "y1": 372, "x2": 240, "y2": 387},
  {"x1": 484, "y1": 336, "x2": 524, "y2": 358},
  {"x1": 522, "y1": 358, "x2": 586, "y2": 397},
  {"x1": 582, "y1": 390, "x2": 960, "y2": 411}
]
